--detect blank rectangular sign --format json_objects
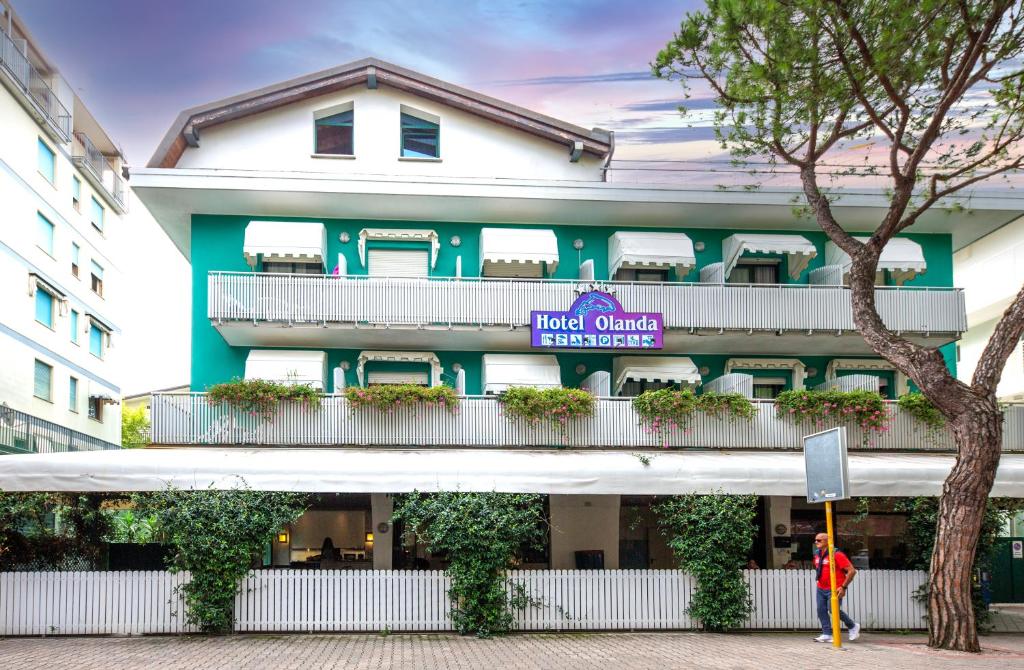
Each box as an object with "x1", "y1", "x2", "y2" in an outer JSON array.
[{"x1": 804, "y1": 427, "x2": 850, "y2": 503}]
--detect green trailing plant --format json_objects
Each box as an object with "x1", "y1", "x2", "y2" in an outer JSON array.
[
  {"x1": 0, "y1": 492, "x2": 114, "y2": 569},
  {"x1": 344, "y1": 384, "x2": 460, "y2": 413},
  {"x1": 497, "y1": 387, "x2": 595, "y2": 435},
  {"x1": 206, "y1": 378, "x2": 321, "y2": 421},
  {"x1": 775, "y1": 389, "x2": 891, "y2": 434},
  {"x1": 632, "y1": 389, "x2": 756, "y2": 443},
  {"x1": 897, "y1": 393, "x2": 946, "y2": 431},
  {"x1": 106, "y1": 509, "x2": 161, "y2": 544},
  {"x1": 392, "y1": 491, "x2": 545, "y2": 637},
  {"x1": 655, "y1": 492, "x2": 758, "y2": 631},
  {"x1": 134, "y1": 485, "x2": 308, "y2": 633}
]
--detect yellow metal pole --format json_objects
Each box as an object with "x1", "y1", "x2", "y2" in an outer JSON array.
[{"x1": 825, "y1": 500, "x2": 841, "y2": 648}]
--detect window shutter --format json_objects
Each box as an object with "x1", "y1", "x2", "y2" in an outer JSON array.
[
  {"x1": 367, "y1": 249, "x2": 428, "y2": 278},
  {"x1": 33, "y1": 360, "x2": 52, "y2": 399},
  {"x1": 366, "y1": 370, "x2": 430, "y2": 386}
]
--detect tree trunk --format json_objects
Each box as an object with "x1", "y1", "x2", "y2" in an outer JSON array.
[{"x1": 928, "y1": 397, "x2": 1003, "y2": 651}]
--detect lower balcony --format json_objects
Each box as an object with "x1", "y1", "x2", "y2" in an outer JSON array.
[
  {"x1": 0, "y1": 405, "x2": 121, "y2": 454},
  {"x1": 150, "y1": 394, "x2": 1024, "y2": 452}
]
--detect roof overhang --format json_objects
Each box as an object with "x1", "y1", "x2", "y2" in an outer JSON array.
[
  {"x1": 2, "y1": 448, "x2": 1023, "y2": 496},
  {"x1": 147, "y1": 58, "x2": 612, "y2": 169},
  {"x1": 132, "y1": 168, "x2": 1024, "y2": 262}
]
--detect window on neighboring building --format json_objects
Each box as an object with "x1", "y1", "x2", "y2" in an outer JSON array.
[
  {"x1": 69, "y1": 376, "x2": 79, "y2": 412},
  {"x1": 614, "y1": 268, "x2": 669, "y2": 283},
  {"x1": 72, "y1": 175, "x2": 81, "y2": 211},
  {"x1": 400, "y1": 111, "x2": 440, "y2": 158},
  {"x1": 70, "y1": 309, "x2": 79, "y2": 344},
  {"x1": 34, "y1": 287, "x2": 55, "y2": 328},
  {"x1": 90, "y1": 260, "x2": 104, "y2": 297},
  {"x1": 71, "y1": 242, "x2": 80, "y2": 277},
  {"x1": 89, "y1": 321, "x2": 105, "y2": 358},
  {"x1": 33, "y1": 359, "x2": 53, "y2": 401},
  {"x1": 727, "y1": 260, "x2": 780, "y2": 284},
  {"x1": 314, "y1": 108, "x2": 354, "y2": 155},
  {"x1": 262, "y1": 261, "x2": 323, "y2": 275},
  {"x1": 90, "y1": 196, "x2": 104, "y2": 232},
  {"x1": 88, "y1": 396, "x2": 104, "y2": 422},
  {"x1": 37, "y1": 138, "x2": 55, "y2": 183},
  {"x1": 37, "y1": 212, "x2": 54, "y2": 256}
]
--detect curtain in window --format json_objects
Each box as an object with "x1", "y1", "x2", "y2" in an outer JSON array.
[
  {"x1": 315, "y1": 110, "x2": 354, "y2": 155},
  {"x1": 401, "y1": 113, "x2": 439, "y2": 158}
]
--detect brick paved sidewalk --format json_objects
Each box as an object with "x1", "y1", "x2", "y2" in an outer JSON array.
[{"x1": 2, "y1": 631, "x2": 1023, "y2": 670}]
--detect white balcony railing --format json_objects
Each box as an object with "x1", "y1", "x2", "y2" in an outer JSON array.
[
  {"x1": 0, "y1": 28, "x2": 71, "y2": 140},
  {"x1": 208, "y1": 273, "x2": 967, "y2": 335},
  {"x1": 151, "y1": 394, "x2": 1024, "y2": 452},
  {"x1": 73, "y1": 132, "x2": 128, "y2": 212}
]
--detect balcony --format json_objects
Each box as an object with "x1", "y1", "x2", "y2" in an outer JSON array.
[
  {"x1": 0, "y1": 405, "x2": 121, "y2": 454},
  {"x1": 150, "y1": 394, "x2": 1023, "y2": 452},
  {"x1": 0, "y1": 28, "x2": 71, "y2": 141},
  {"x1": 73, "y1": 132, "x2": 128, "y2": 213},
  {"x1": 207, "y1": 273, "x2": 967, "y2": 354}
]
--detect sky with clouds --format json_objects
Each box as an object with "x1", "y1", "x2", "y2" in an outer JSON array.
[{"x1": 16, "y1": 0, "x2": 720, "y2": 167}]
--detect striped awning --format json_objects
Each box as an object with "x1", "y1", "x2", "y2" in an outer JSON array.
[
  {"x1": 825, "y1": 237, "x2": 927, "y2": 285},
  {"x1": 356, "y1": 351, "x2": 442, "y2": 388},
  {"x1": 482, "y1": 354, "x2": 561, "y2": 394},
  {"x1": 243, "y1": 221, "x2": 326, "y2": 267},
  {"x1": 722, "y1": 233, "x2": 817, "y2": 280},
  {"x1": 608, "y1": 232, "x2": 696, "y2": 278},
  {"x1": 612, "y1": 356, "x2": 701, "y2": 395},
  {"x1": 480, "y1": 228, "x2": 559, "y2": 277},
  {"x1": 244, "y1": 350, "x2": 327, "y2": 389}
]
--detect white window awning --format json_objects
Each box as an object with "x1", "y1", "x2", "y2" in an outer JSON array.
[
  {"x1": 244, "y1": 350, "x2": 326, "y2": 389},
  {"x1": 356, "y1": 351, "x2": 441, "y2": 387},
  {"x1": 612, "y1": 356, "x2": 701, "y2": 395},
  {"x1": 358, "y1": 228, "x2": 439, "y2": 270},
  {"x1": 2, "y1": 448, "x2": 1023, "y2": 497},
  {"x1": 480, "y1": 228, "x2": 559, "y2": 277},
  {"x1": 722, "y1": 233, "x2": 817, "y2": 280},
  {"x1": 824, "y1": 237, "x2": 927, "y2": 285},
  {"x1": 243, "y1": 221, "x2": 326, "y2": 267},
  {"x1": 608, "y1": 232, "x2": 696, "y2": 278},
  {"x1": 482, "y1": 354, "x2": 561, "y2": 394}
]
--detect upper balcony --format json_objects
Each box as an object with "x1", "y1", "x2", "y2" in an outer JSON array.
[
  {"x1": 0, "y1": 27, "x2": 71, "y2": 142},
  {"x1": 73, "y1": 132, "x2": 128, "y2": 213},
  {"x1": 207, "y1": 272, "x2": 966, "y2": 355},
  {"x1": 150, "y1": 393, "x2": 1024, "y2": 453},
  {"x1": 0, "y1": 405, "x2": 121, "y2": 455}
]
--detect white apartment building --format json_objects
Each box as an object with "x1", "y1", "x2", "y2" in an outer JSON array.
[{"x1": 0, "y1": 1, "x2": 125, "y2": 452}]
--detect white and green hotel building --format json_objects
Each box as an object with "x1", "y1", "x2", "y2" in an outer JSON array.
[{"x1": 10, "y1": 59, "x2": 1024, "y2": 576}]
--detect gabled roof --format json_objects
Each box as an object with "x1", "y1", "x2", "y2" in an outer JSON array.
[{"x1": 147, "y1": 57, "x2": 613, "y2": 168}]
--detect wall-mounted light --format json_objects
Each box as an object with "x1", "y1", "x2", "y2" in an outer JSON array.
[
  {"x1": 575, "y1": 363, "x2": 587, "y2": 375},
  {"x1": 572, "y1": 239, "x2": 584, "y2": 250},
  {"x1": 277, "y1": 531, "x2": 289, "y2": 544},
  {"x1": 450, "y1": 235, "x2": 461, "y2": 247},
  {"x1": 699, "y1": 366, "x2": 710, "y2": 376},
  {"x1": 694, "y1": 241, "x2": 706, "y2": 252},
  {"x1": 339, "y1": 232, "x2": 351, "y2": 243},
  {"x1": 340, "y1": 361, "x2": 351, "y2": 371},
  {"x1": 365, "y1": 532, "x2": 374, "y2": 543}
]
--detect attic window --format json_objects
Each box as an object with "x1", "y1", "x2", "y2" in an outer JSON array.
[
  {"x1": 314, "y1": 104, "x2": 354, "y2": 155},
  {"x1": 400, "y1": 107, "x2": 440, "y2": 159}
]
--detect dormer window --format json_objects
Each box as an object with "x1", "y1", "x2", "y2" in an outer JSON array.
[
  {"x1": 400, "y1": 107, "x2": 440, "y2": 159},
  {"x1": 314, "y1": 104, "x2": 354, "y2": 156}
]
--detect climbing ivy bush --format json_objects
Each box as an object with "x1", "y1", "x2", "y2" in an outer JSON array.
[
  {"x1": 654, "y1": 492, "x2": 757, "y2": 631},
  {"x1": 207, "y1": 378, "x2": 321, "y2": 421},
  {"x1": 134, "y1": 486, "x2": 308, "y2": 633},
  {"x1": 633, "y1": 389, "x2": 755, "y2": 442},
  {"x1": 344, "y1": 384, "x2": 460, "y2": 412},
  {"x1": 0, "y1": 492, "x2": 113, "y2": 569},
  {"x1": 497, "y1": 387, "x2": 595, "y2": 435},
  {"x1": 775, "y1": 389, "x2": 890, "y2": 433},
  {"x1": 392, "y1": 491, "x2": 545, "y2": 637}
]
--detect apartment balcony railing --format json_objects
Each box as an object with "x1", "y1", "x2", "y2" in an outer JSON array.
[
  {"x1": 0, "y1": 405, "x2": 121, "y2": 454},
  {"x1": 73, "y1": 132, "x2": 128, "y2": 213},
  {"x1": 150, "y1": 394, "x2": 1024, "y2": 452},
  {"x1": 208, "y1": 272, "x2": 967, "y2": 336},
  {"x1": 0, "y1": 28, "x2": 71, "y2": 141}
]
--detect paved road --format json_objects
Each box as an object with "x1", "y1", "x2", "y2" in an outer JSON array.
[{"x1": 2, "y1": 632, "x2": 1023, "y2": 670}]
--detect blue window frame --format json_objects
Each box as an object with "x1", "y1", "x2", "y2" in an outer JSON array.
[
  {"x1": 37, "y1": 212, "x2": 54, "y2": 255},
  {"x1": 69, "y1": 377, "x2": 79, "y2": 412},
  {"x1": 70, "y1": 309, "x2": 79, "y2": 344},
  {"x1": 90, "y1": 196, "x2": 104, "y2": 232},
  {"x1": 400, "y1": 112, "x2": 440, "y2": 158},
  {"x1": 89, "y1": 322, "x2": 104, "y2": 358},
  {"x1": 33, "y1": 359, "x2": 52, "y2": 401},
  {"x1": 37, "y1": 138, "x2": 55, "y2": 183},
  {"x1": 34, "y1": 289, "x2": 54, "y2": 328},
  {"x1": 314, "y1": 109, "x2": 354, "y2": 155}
]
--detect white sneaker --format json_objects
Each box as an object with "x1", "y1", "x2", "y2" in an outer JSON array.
[
  {"x1": 814, "y1": 634, "x2": 833, "y2": 643},
  {"x1": 849, "y1": 623, "x2": 861, "y2": 641}
]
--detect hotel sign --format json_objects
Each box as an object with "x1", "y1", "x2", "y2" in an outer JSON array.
[{"x1": 530, "y1": 291, "x2": 663, "y2": 350}]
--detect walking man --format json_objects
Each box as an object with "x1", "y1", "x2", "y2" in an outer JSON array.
[{"x1": 813, "y1": 533, "x2": 861, "y2": 643}]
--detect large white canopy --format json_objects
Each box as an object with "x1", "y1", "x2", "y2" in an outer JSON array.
[
  {"x1": 479, "y1": 228, "x2": 559, "y2": 277},
  {"x1": 824, "y1": 237, "x2": 927, "y2": 285},
  {"x1": 245, "y1": 350, "x2": 326, "y2": 389},
  {"x1": 243, "y1": 221, "x2": 326, "y2": 267},
  {"x1": 612, "y1": 356, "x2": 701, "y2": 395},
  {"x1": 608, "y1": 232, "x2": 696, "y2": 278},
  {"x1": 722, "y1": 233, "x2": 817, "y2": 280},
  {"x1": 2, "y1": 449, "x2": 1023, "y2": 496},
  {"x1": 482, "y1": 354, "x2": 561, "y2": 394}
]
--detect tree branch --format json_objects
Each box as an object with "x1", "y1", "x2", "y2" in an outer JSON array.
[{"x1": 973, "y1": 282, "x2": 1024, "y2": 393}]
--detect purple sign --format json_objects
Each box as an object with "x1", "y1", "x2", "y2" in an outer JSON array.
[{"x1": 531, "y1": 291, "x2": 663, "y2": 350}]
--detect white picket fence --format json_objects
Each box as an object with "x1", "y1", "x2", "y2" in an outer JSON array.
[{"x1": 0, "y1": 569, "x2": 927, "y2": 636}]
